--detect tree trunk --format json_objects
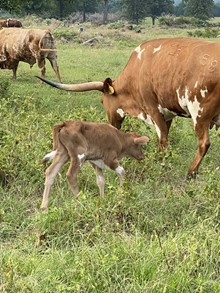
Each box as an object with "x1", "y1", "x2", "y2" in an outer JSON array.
[
  {"x1": 82, "y1": 1, "x2": 86, "y2": 22},
  {"x1": 103, "y1": 0, "x2": 109, "y2": 24},
  {"x1": 152, "y1": 16, "x2": 156, "y2": 26},
  {"x1": 58, "y1": 0, "x2": 64, "y2": 19}
]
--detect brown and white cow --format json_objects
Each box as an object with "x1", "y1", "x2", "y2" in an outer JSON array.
[
  {"x1": 40, "y1": 120, "x2": 149, "y2": 210},
  {"x1": 0, "y1": 18, "x2": 22, "y2": 28},
  {"x1": 37, "y1": 37, "x2": 220, "y2": 178},
  {"x1": 0, "y1": 28, "x2": 61, "y2": 81}
]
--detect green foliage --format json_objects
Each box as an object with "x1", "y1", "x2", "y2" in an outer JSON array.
[
  {"x1": 188, "y1": 27, "x2": 220, "y2": 37},
  {"x1": 185, "y1": 0, "x2": 214, "y2": 20}
]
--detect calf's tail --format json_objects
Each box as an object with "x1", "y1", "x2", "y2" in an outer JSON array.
[{"x1": 41, "y1": 122, "x2": 66, "y2": 164}]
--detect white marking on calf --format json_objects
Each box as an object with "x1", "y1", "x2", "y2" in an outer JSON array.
[
  {"x1": 42, "y1": 150, "x2": 57, "y2": 162},
  {"x1": 176, "y1": 87, "x2": 203, "y2": 127},
  {"x1": 116, "y1": 108, "x2": 125, "y2": 118},
  {"x1": 134, "y1": 45, "x2": 145, "y2": 60},
  {"x1": 115, "y1": 166, "x2": 125, "y2": 175},
  {"x1": 90, "y1": 159, "x2": 107, "y2": 169},
  {"x1": 153, "y1": 45, "x2": 161, "y2": 54},
  {"x1": 78, "y1": 153, "x2": 86, "y2": 166}
]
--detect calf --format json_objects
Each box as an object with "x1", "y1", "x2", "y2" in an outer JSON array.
[{"x1": 40, "y1": 120, "x2": 149, "y2": 210}]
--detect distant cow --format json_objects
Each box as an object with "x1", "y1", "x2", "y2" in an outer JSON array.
[
  {"x1": 40, "y1": 120, "x2": 149, "y2": 210},
  {"x1": 0, "y1": 28, "x2": 61, "y2": 81},
  {"x1": 38, "y1": 37, "x2": 220, "y2": 178},
  {"x1": 0, "y1": 18, "x2": 22, "y2": 28}
]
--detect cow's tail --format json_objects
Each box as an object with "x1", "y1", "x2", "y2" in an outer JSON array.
[
  {"x1": 41, "y1": 122, "x2": 65, "y2": 164},
  {"x1": 39, "y1": 30, "x2": 56, "y2": 52}
]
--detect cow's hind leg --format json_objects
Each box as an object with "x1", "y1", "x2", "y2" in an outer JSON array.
[
  {"x1": 40, "y1": 152, "x2": 68, "y2": 211},
  {"x1": 187, "y1": 122, "x2": 210, "y2": 178}
]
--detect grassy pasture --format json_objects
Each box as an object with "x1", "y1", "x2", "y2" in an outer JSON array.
[{"x1": 0, "y1": 24, "x2": 220, "y2": 292}]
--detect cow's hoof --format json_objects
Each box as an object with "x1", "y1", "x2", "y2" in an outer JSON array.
[{"x1": 186, "y1": 171, "x2": 198, "y2": 180}]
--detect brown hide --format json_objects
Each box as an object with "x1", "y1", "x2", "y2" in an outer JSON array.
[
  {"x1": 40, "y1": 120, "x2": 149, "y2": 210},
  {"x1": 0, "y1": 28, "x2": 61, "y2": 81},
  {"x1": 38, "y1": 38, "x2": 220, "y2": 177},
  {"x1": 0, "y1": 19, "x2": 22, "y2": 28}
]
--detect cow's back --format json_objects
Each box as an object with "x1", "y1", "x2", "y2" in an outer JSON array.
[
  {"x1": 118, "y1": 38, "x2": 220, "y2": 113},
  {"x1": 0, "y1": 28, "x2": 54, "y2": 59}
]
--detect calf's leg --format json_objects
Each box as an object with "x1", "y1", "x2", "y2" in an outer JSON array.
[
  {"x1": 40, "y1": 152, "x2": 68, "y2": 211},
  {"x1": 66, "y1": 156, "x2": 81, "y2": 197},
  {"x1": 105, "y1": 157, "x2": 125, "y2": 188},
  {"x1": 90, "y1": 162, "x2": 105, "y2": 196}
]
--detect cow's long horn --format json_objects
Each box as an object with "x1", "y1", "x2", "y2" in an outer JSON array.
[{"x1": 36, "y1": 76, "x2": 104, "y2": 92}]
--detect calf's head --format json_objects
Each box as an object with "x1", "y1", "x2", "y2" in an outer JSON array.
[{"x1": 125, "y1": 133, "x2": 149, "y2": 160}]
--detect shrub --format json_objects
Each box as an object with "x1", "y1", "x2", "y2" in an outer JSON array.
[{"x1": 188, "y1": 28, "x2": 220, "y2": 38}]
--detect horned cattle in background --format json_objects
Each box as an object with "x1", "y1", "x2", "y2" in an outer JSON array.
[
  {"x1": 0, "y1": 18, "x2": 22, "y2": 28},
  {"x1": 0, "y1": 28, "x2": 61, "y2": 81},
  {"x1": 40, "y1": 120, "x2": 149, "y2": 211},
  {"x1": 38, "y1": 37, "x2": 220, "y2": 177}
]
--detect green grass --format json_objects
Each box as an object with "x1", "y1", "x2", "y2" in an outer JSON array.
[{"x1": 1, "y1": 24, "x2": 220, "y2": 292}]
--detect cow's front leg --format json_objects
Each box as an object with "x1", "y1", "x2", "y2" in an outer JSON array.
[
  {"x1": 152, "y1": 114, "x2": 170, "y2": 151},
  {"x1": 12, "y1": 62, "x2": 19, "y2": 80},
  {"x1": 37, "y1": 57, "x2": 46, "y2": 81}
]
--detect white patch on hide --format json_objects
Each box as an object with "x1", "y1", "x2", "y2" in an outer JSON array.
[
  {"x1": 137, "y1": 113, "x2": 154, "y2": 125},
  {"x1": 134, "y1": 45, "x2": 145, "y2": 60},
  {"x1": 137, "y1": 112, "x2": 161, "y2": 139},
  {"x1": 153, "y1": 45, "x2": 161, "y2": 54},
  {"x1": 158, "y1": 105, "x2": 176, "y2": 121},
  {"x1": 176, "y1": 87, "x2": 203, "y2": 127},
  {"x1": 200, "y1": 87, "x2": 208, "y2": 98},
  {"x1": 116, "y1": 108, "x2": 125, "y2": 118}
]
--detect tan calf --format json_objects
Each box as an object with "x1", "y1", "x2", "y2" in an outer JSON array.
[{"x1": 40, "y1": 120, "x2": 149, "y2": 210}]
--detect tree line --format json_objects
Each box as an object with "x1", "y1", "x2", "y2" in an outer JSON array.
[{"x1": 0, "y1": 0, "x2": 219, "y2": 24}]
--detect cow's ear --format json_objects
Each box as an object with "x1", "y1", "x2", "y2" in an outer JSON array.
[
  {"x1": 134, "y1": 136, "x2": 149, "y2": 145},
  {"x1": 103, "y1": 77, "x2": 115, "y2": 95}
]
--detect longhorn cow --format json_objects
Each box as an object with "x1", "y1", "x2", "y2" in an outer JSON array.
[
  {"x1": 0, "y1": 28, "x2": 61, "y2": 81},
  {"x1": 37, "y1": 37, "x2": 220, "y2": 177}
]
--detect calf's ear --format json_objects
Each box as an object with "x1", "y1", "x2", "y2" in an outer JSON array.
[{"x1": 134, "y1": 136, "x2": 149, "y2": 145}]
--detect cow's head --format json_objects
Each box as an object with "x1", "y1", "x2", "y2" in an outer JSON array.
[
  {"x1": 36, "y1": 76, "x2": 125, "y2": 129},
  {"x1": 101, "y1": 78, "x2": 125, "y2": 129}
]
